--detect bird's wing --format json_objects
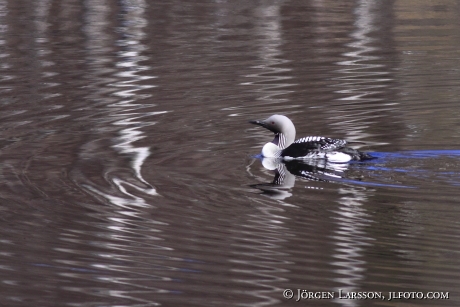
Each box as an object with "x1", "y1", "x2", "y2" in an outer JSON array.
[
  {"x1": 294, "y1": 136, "x2": 347, "y2": 150},
  {"x1": 281, "y1": 136, "x2": 347, "y2": 158}
]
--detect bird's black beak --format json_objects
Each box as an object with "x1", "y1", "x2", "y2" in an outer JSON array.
[
  {"x1": 249, "y1": 119, "x2": 277, "y2": 134},
  {"x1": 249, "y1": 119, "x2": 265, "y2": 127}
]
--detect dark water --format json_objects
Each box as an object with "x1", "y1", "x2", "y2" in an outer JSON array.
[{"x1": 1, "y1": 0, "x2": 460, "y2": 306}]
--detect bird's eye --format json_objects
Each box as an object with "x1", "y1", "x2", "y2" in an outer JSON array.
[{"x1": 271, "y1": 121, "x2": 275, "y2": 124}]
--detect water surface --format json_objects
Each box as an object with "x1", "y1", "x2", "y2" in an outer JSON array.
[{"x1": 1, "y1": 0, "x2": 460, "y2": 306}]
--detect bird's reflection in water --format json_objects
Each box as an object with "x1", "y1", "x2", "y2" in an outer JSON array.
[{"x1": 250, "y1": 158, "x2": 350, "y2": 200}]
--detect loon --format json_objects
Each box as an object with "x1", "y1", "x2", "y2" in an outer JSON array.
[{"x1": 250, "y1": 114, "x2": 374, "y2": 163}]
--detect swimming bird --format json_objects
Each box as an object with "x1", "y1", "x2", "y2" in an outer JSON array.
[{"x1": 250, "y1": 114, "x2": 374, "y2": 163}]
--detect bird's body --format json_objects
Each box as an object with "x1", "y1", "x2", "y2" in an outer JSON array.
[{"x1": 250, "y1": 114, "x2": 374, "y2": 163}]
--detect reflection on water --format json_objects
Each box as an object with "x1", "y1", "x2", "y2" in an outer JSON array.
[
  {"x1": 80, "y1": 0, "x2": 162, "y2": 204},
  {"x1": 2, "y1": 1, "x2": 460, "y2": 307},
  {"x1": 249, "y1": 158, "x2": 349, "y2": 201},
  {"x1": 229, "y1": 198, "x2": 291, "y2": 307},
  {"x1": 329, "y1": 0, "x2": 399, "y2": 146},
  {"x1": 241, "y1": 2, "x2": 295, "y2": 113},
  {"x1": 331, "y1": 187, "x2": 374, "y2": 307}
]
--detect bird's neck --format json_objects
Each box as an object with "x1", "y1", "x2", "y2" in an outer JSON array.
[{"x1": 271, "y1": 132, "x2": 294, "y2": 149}]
